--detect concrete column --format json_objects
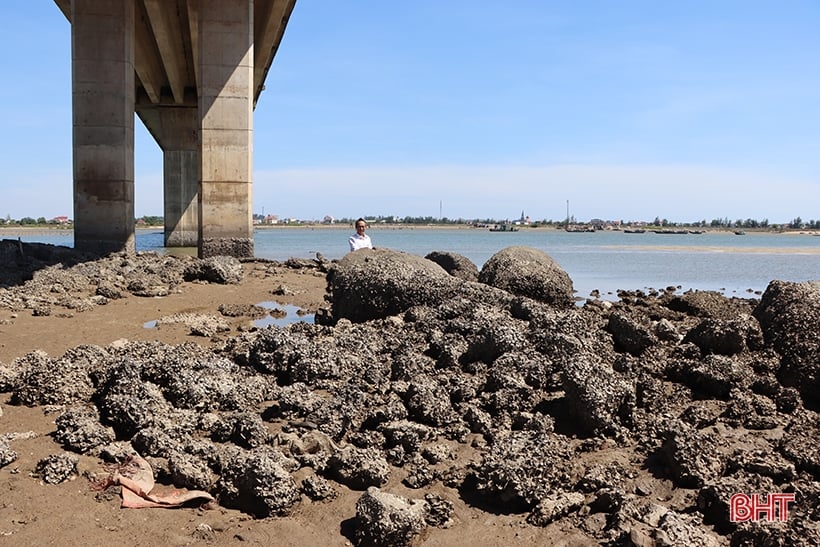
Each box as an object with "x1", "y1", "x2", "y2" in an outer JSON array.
[
  {"x1": 164, "y1": 148, "x2": 199, "y2": 247},
  {"x1": 71, "y1": 0, "x2": 136, "y2": 254},
  {"x1": 147, "y1": 107, "x2": 200, "y2": 247},
  {"x1": 197, "y1": 0, "x2": 254, "y2": 258}
]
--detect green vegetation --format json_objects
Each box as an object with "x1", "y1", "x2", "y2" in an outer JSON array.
[
  {"x1": 0, "y1": 215, "x2": 165, "y2": 227},
  {"x1": 137, "y1": 216, "x2": 164, "y2": 226},
  {"x1": 325, "y1": 215, "x2": 819, "y2": 231},
  {"x1": 2, "y1": 213, "x2": 819, "y2": 231}
]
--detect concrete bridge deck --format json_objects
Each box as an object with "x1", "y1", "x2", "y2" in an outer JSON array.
[{"x1": 54, "y1": 0, "x2": 297, "y2": 257}]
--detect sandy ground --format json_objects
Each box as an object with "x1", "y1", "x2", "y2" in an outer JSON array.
[{"x1": 0, "y1": 262, "x2": 594, "y2": 547}]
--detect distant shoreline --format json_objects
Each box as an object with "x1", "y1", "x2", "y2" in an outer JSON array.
[{"x1": 2, "y1": 224, "x2": 819, "y2": 237}]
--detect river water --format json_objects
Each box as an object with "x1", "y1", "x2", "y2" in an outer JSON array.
[{"x1": 11, "y1": 227, "x2": 820, "y2": 300}]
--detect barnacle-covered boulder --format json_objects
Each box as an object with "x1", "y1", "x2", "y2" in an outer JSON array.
[{"x1": 479, "y1": 246, "x2": 574, "y2": 308}]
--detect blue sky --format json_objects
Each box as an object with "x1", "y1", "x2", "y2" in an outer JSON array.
[{"x1": 1, "y1": 1, "x2": 818, "y2": 224}]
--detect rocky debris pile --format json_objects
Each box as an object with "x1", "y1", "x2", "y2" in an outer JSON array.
[
  {"x1": 1, "y1": 246, "x2": 819, "y2": 545},
  {"x1": 0, "y1": 244, "x2": 246, "y2": 315},
  {"x1": 0, "y1": 239, "x2": 97, "y2": 288}
]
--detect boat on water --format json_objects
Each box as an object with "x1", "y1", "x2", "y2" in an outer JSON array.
[
  {"x1": 623, "y1": 229, "x2": 646, "y2": 234},
  {"x1": 565, "y1": 224, "x2": 595, "y2": 233},
  {"x1": 489, "y1": 223, "x2": 519, "y2": 232},
  {"x1": 734, "y1": 230, "x2": 746, "y2": 235}
]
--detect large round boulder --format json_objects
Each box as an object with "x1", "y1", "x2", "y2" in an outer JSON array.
[
  {"x1": 753, "y1": 280, "x2": 820, "y2": 405},
  {"x1": 424, "y1": 251, "x2": 479, "y2": 282},
  {"x1": 478, "y1": 246, "x2": 574, "y2": 308},
  {"x1": 327, "y1": 248, "x2": 462, "y2": 323}
]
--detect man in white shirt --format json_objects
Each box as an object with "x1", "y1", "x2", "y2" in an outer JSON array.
[{"x1": 349, "y1": 218, "x2": 373, "y2": 251}]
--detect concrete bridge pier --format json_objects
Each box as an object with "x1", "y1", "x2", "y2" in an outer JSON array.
[
  {"x1": 164, "y1": 145, "x2": 199, "y2": 248},
  {"x1": 138, "y1": 106, "x2": 200, "y2": 247},
  {"x1": 58, "y1": 0, "x2": 295, "y2": 258},
  {"x1": 197, "y1": 0, "x2": 254, "y2": 258},
  {"x1": 71, "y1": 0, "x2": 136, "y2": 254}
]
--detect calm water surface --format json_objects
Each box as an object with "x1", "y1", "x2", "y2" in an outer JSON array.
[{"x1": 12, "y1": 227, "x2": 820, "y2": 300}]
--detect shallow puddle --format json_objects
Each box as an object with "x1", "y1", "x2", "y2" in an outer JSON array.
[
  {"x1": 254, "y1": 302, "x2": 314, "y2": 328},
  {"x1": 142, "y1": 303, "x2": 314, "y2": 330}
]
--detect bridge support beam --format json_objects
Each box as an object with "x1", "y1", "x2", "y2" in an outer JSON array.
[
  {"x1": 164, "y1": 148, "x2": 200, "y2": 248},
  {"x1": 60, "y1": 0, "x2": 288, "y2": 258},
  {"x1": 138, "y1": 106, "x2": 201, "y2": 247},
  {"x1": 71, "y1": 0, "x2": 136, "y2": 254},
  {"x1": 197, "y1": 0, "x2": 254, "y2": 258}
]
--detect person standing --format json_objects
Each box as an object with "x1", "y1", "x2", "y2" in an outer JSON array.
[{"x1": 349, "y1": 218, "x2": 373, "y2": 251}]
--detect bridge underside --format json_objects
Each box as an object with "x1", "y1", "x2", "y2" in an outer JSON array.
[{"x1": 54, "y1": 0, "x2": 296, "y2": 257}]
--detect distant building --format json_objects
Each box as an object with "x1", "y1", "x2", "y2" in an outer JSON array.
[
  {"x1": 264, "y1": 215, "x2": 279, "y2": 225},
  {"x1": 51, "y1": 215, "x2": 70, "y2": 224},
  {"x1": 515, "y1": 211, "x2": 532, "y2": 225},
  {"x1": 322, "y1": 215, "x2": 335, "y2": 224}
]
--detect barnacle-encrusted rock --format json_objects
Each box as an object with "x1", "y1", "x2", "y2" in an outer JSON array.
[
  {"x1": 478, "y1": 246, "x2": 574, "y2": 308},
  {"x1": 527, "y1": 491, "x2": 585, "y2": 526},
  {"x1": 214, "y1": 447, "x2": 300, "y2": 518},
  {"x1": 661, "y1": 423, "x2": 725, "y2": 488},
  {"x1": 467, "y1": 430, "x2": 574, "y2": 511},
  {"x1": 211, "y1": 412, "x2": 270, "y2": 449},
  {"x1": 607, "y1": 311, "x2": 657, "y2": 355},
  {"x1": 168, "y1": 451, "x2": 216, "y2": 491},
  {"x1": 326, "y1": 447, "x2": 390, "y2": 490},
  {"x1": 667, "y1": 290, "x2": 756, "y2": 320},
  {"x1": 355, "y1": 487, "x2": 428, "y2": 547},
  {"x1": 612, "y1": 499, "x2": 723, "y2": 547},
  {"x1": 301, "y1": 474, "x2": 337, "y2": 501},
  {"x1": 666, "y1": 354, "x2": 754, "y2": 399},
  {"x1": 35, "y1": 453, "x2": 79, "y2": 484},
  {"x1": 424, "y1": 251, "x2": 479, "y2": 282},
  {"x1": 11, "y1": 347, "x2": 103, "y2": 406},
  {"x1": 183, "y1": 255, "x2": 243, "y2": 284},
  {"x1": 0, "y1": 438, "x2": 17, "y2": 468},
  {"x1": 754, "y1": 280, "x2": 820, "y2": 405},
  {"x1": 327, "y1": 248, "x2": 462, "y2": 323},
  {"x1": 54, "y1": 405, "x2": 115, "y2": 453},
  {"x1": 1, "y1": 249, "x2": 819, "y2": 544},
  {"x1": 562, "y1": 355, "x2": 635, "y2": 435},
  {"x1": 682, "y1": 317, "x2": 763, "y2": 356},
  {"x1": 0, "y1": 360, "x2": 17, "y2": 392}
]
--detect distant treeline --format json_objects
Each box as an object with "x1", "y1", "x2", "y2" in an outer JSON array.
[
  {"x1": 1, "y1": 215, "x2": 164, "y2": 226},
  {"x1": 337, "y1": 215, "x2": 818, "y2": 230},
  {"x1": 2, "y1": 214, "x2": 818, "y2": 230},
  {"x1": 646, "y1": 216, "x2": 818, "y2": 230}
]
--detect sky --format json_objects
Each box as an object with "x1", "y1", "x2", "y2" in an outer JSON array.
[{"x1": 1, "y1": 1, "x2": 818, "y2": 224}]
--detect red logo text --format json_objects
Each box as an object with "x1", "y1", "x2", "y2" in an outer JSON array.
[{"x1": 729, "y1": 493, "x2": 795, "y2": 523}]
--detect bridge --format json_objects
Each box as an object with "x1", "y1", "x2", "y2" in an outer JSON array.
[{"x1": 54, "y1": 0, "x2": 297, "y2": 257}]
